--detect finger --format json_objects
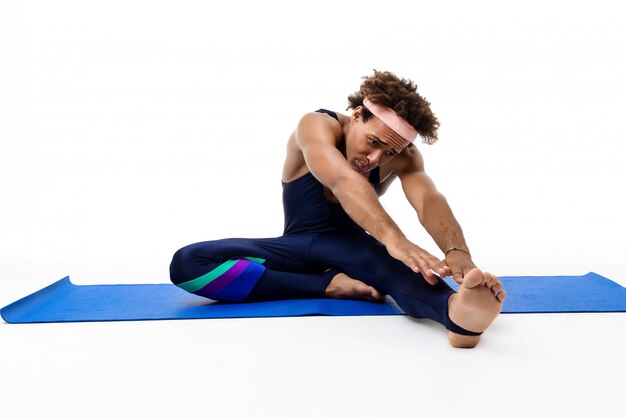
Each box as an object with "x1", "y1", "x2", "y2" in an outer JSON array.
[
  {"x1": 411, "y1": 247, "x2": 440, "y2": 269},
  {"x1": 421, "y1": 268, "x2": 437, "y2": 285},
  {"x1": 428, "y1": 257, "x2": 449, "y2": 277},
  {"x1": 424, "y1": 275, "x2": 438, "y2": 286},
  {"x1": 434, "y1": 263, "x2": 450, "y2": 277},
  {"x1": 400, "y1": 254, "x2": 420, "y2": 274},
  {"x1": 417, "y1": 258, "x2": 438, "y2": 285}
]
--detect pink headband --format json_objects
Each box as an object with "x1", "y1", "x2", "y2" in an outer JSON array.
[{"x1": 362, "y1": 98, "x2": 418, "y2": 143}]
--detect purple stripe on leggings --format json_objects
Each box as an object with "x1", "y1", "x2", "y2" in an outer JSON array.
[
  {"x1": 194, "y1": 259, "x2": 251, "y2": 298},
  {"x1": 214, "y1": 262, "x2": 265, "y2": 302}
]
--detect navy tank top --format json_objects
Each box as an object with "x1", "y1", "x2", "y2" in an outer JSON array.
[{"x1": 282, "y1": 109, "x2": 381, "y2": 235}]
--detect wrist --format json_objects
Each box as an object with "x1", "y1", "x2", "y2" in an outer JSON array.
[
  {"x1": 381, "y1": 229, "x2": 406, "y2": 248},
  {"x1": 444, "y1": 247, "x2": 471, "y2": 257}
]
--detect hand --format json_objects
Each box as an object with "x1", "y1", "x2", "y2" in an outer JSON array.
[
  {"x1": 445, "y1": 250, "x2": 477, "y2": 284},
  {"x1": 386, "y1": 237, "x2": 451, "y2": 285}
]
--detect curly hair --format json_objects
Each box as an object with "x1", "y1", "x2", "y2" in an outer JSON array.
[{"x1": 347, "y1": 70, "x2": 440, "y2": 144}]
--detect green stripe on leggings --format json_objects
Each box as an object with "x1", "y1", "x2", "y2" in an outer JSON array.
[
  {"x1": 244, "y1": 256, "x2": 265, "y2": 264},
  {"x1": 177, "y1": 260, "x2": 238, "y2": 293}
]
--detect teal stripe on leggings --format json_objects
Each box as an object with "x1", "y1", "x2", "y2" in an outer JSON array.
[{"x1": 177, "y1": 260, "x2": 238, "y2": 293}]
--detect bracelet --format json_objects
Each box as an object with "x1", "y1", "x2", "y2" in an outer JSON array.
[{"x1": 444, "y1": 247, "x2": 471, "y2": 257}]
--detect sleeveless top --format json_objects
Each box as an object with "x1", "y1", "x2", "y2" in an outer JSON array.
[{"x1": 282, "y1": 109, "x2": 381, "y2": 235}]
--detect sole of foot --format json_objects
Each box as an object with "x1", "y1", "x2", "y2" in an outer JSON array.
[{"x1": 447, "y1": 268, "x2": 506, "y2": 348}]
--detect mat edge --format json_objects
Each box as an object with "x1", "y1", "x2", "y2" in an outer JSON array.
[{"x1": 1, "y1": 276, "x2": 72, "y2": 323}]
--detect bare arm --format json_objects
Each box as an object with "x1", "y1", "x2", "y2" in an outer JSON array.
[
  {"x1": 398, "y1": 150, "x2": 476, "y2": 283},
  {"x1": 296, "y1": 113, "x2": 402, "y2": 240},
  {"x1": 295, "y1": 113, "x2": 448, "y2": 283}
]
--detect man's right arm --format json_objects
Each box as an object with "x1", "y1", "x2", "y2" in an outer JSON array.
[{"x1": 295, "y1": 113, "x2": 447, "y2": 283}]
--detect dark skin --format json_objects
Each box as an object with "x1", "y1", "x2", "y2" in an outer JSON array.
[{"x1": 282, "y1": 107, "x2": 477, "y2": 285}]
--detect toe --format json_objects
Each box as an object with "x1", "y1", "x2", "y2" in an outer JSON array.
[
  {"x1": 491, "y1": 282, "x2": 503, "y2": 294},
  {"x1": 496, "y1": 289, "x2": 507, "y2": 302},
  {"x1": 461, "y1": 268, "x2": 483, "y2": 288},
  {"x1": 484, "y1": 272, "x2": 498, "y2": 289},
  {"x1": 370, "y1": 287, "x2": 383, "y2": 301}
]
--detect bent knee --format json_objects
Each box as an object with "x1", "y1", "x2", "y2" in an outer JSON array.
[
  {"x1": 169, "y1": 246, "x2": 190, "y2": 285},
  {"x1": 170, "y1": 250, "x2": 266, "y2": 303},
  {"x1": 169, "y1": 243, "x2": 212, "y2": 285}
]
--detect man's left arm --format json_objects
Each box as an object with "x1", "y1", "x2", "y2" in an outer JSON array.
[{"x1": 396, "y1": 150, "x2": 476, "y2": 283}]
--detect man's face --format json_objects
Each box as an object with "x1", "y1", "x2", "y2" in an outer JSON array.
[{"x1": 346, "y1": 108, "x2": 410, "y2": 174}]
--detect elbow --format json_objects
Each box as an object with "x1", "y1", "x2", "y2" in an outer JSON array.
[
  {"x1": 328, "y1": 170, "x2": 366, "y2": 199},
  {"x1": 328, "y1": 173, "x2": 350, "y2": 194}
]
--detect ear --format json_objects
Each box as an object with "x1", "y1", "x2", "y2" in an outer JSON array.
[{"x1": 351, "y1": 106, "x2": 363, "y2": 124}]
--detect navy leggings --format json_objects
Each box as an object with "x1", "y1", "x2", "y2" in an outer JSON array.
[{"x1": 169, "y1": 231, "x2": 479, "y2": 335}]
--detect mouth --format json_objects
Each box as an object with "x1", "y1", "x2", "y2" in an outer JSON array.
[{"x1": 353, "y1": 160, "x2": 370, "y2": 173}]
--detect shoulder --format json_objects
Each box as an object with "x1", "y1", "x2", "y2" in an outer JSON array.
[{"x1": 296, "y1": 111, "x2": 344, "y2": 143}]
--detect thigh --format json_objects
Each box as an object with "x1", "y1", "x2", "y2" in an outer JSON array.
[{"x1": 170, "y1": 235, "x2": 315, "y2": 284}]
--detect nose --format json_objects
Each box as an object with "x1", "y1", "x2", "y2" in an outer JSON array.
[{"x1": 367, "y1": 150, "x2": 383, "y2": 167}]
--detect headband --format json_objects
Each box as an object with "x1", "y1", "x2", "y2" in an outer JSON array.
[{"x1": 362, "y1": 98, "x2": 418, "y2": 143}]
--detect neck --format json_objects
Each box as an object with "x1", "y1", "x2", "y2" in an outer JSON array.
[{"x1": 339, "y1": 117, "x2": 351, "y2": 157}]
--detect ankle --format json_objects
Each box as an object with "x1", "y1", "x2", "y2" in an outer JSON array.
[{"x1": 324, "y1": 273, "x2": 342, "y2": 296}]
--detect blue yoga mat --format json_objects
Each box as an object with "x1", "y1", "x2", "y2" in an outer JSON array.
[{"x1": 2, "y1": 272, "x2": 625, "y2": 324}]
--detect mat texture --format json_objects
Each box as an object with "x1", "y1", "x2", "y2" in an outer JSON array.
[{"x1": 2, "y1": 272, "x2": 625, "y2": 323}]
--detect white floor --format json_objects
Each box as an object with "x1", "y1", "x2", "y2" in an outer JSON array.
[{"x1": 1, "y1": 260, "x2": 625, "y2": 418}]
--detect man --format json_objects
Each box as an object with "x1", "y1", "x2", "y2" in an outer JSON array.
[{"x1": 170, "y1": 70, "x2": 505, "y2": 348}]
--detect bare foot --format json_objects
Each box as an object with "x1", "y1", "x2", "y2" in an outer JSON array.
[
  {"x1": 447, "y1": 268, "x2": 507, "y2": 348},
  {"x1": 325, "y1": 272, "x2": 385, "y2": 302}
]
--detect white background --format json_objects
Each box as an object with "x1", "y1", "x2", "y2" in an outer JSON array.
[{"x1": 1, "y1": 1, "x2": 625, "y2": 417}]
